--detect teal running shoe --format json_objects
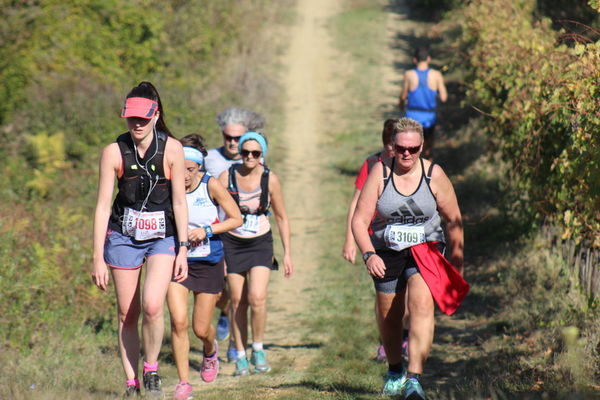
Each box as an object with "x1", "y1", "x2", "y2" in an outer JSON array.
[
  {"x1": 382, "y1": 371, "x2": 406, "y2": 396},
  {"x1": 403, "y1": 377, "x2": 426, "y2": 400},
  {"x1": 250, "y1": 350, "x2": 271, "y2": 373},
  {"x1": 233, "y1": 356, "x2": 249, "y2": 376}
]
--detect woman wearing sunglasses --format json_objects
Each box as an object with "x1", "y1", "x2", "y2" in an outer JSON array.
[
  {"x1": 218, "y1": 131, "x2": 293, "y2": 377},
  {"x1": 204, "y1": 107, "x2": 266, "y2": 361},
  {"x1": 352, "y1": 118, "x2": 468, "y2": 399},
  {"x1": 91, "y1": 81, "x2": 188, "y2": 398},
  {"x1": 205, "y1": 107, "x2": 265, "y2": 178},
  {"x1": 167, "y1": 134, "x2": 243, "y2": 400}
]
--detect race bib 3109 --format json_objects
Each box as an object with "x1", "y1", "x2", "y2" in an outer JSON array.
[{"x1": 383, "y1": 224, "x2": 426, "y2": 252}]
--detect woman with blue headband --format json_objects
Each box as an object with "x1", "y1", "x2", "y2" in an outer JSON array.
[
  {"x1": 166, "y1": 134, "x2": 242, "y2": 400},
  {"x1": 218, "y1": 131, "x2": 294, "y2": 376}
]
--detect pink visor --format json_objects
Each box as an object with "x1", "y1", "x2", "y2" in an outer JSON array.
[{"x1": 121, "y1": 97, "x2": 158, "y2": 119}]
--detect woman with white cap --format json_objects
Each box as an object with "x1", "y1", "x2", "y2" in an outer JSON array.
[
  {"x1": 91, "y1": 81, "x2": 189, "y2": 398},
  {"x1": 218, "y1": 131, "x2": 293, "y2": 376},
  {"x1": 167, "y1": 133, "x2": 242, "y2": 399}
]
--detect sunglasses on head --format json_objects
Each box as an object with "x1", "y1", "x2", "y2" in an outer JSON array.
[
  {"x1": 222, "y1": 132, "x2": 242, "y2": 142},
  {"x1": 240, "y1": 149, "x2": 262, "y2": 158},
  {"x1": 394, "y1": 144, "x2": 421, "y2": 155}
]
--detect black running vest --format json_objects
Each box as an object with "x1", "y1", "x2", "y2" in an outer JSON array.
[
  {"x1": 227, "y1": 164, "x2": 270, "y2": 216},
  {"x1": 108, "y1": 131, "x2": 176, "y2": 237}
]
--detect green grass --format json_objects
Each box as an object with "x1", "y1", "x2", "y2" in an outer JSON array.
[{"x1": 2, "y1": 0, "x2": 598, "y2": 398}]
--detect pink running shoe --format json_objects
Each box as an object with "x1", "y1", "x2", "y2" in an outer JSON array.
[
  {"x1": 173, "y1": 382, "x2": 192, "y2": 400},
  {"x1": 402, "y1": 336, "x2": 409, "y2": 362},
  {"x1": 201, "y1": 341, "x2": 219, "y2": 383},
  {"x1": 375, "y1": 344, "x2": 387, "y2": 363}
]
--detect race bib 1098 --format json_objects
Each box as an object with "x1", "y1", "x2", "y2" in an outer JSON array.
[{"x1": 122, "y1": 208, "x2": 166, "y2": 241}]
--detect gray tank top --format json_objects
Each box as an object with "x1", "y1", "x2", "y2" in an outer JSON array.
[{"x1": 370, "y1": 158, "x2": 445, "y2": 250}]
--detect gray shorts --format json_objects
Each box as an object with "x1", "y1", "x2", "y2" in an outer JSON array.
[{"x1": 104, "y1": 229, "x2": 176, "y2": 269}]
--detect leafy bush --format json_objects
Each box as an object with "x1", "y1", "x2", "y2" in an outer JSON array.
[
  {"x1": 447, "y1": 0, "x2": 600, "y2": 247},
  {"x1": 0, "y1": 0, "x2": 287, "y2": 352}
]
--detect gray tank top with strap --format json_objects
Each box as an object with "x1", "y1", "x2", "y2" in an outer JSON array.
[{"x1": 370, "y1": 158, "x2": 445, "y2": 250}]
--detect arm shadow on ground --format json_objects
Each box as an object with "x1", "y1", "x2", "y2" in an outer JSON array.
[
  {"x1": 270, "y1": 380, "x2": 379, "y2": 398},
  {"x1": 264, "y1": 342, "x2": 323, "y2": 350}
]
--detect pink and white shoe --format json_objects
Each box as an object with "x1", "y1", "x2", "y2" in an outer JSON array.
[
  {"x1": 201, "y1": 341, "x2": 219, "y2": 383},
  {"x1": 173, "y1": 382, "x2": 192, "y2": 400}
]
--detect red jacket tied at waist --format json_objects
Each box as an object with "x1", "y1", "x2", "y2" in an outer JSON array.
[{"x1": 410, "y1": 242, "x2": 469, "y2": 315}]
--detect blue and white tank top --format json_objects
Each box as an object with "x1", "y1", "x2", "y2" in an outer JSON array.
[
  {"x1": 405, "y1": 69, "x2": 438, "y2": 128},
  {"x1": 186, "y1": 173, "x2": 223, "y2": 263},
  {"x1": 370, "y1": 158, "x2": 445, "y2": 251}
]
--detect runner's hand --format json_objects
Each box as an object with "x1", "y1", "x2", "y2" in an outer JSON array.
[
  {"x1": 173, "y1": 251, "x2": 188, "y2": 282},
  {"x1": 342, "y1": 240, "x2": 356, "y2": 264},
  {"x1": 365, "y1": 254, "x2": 386, "y2": 279},
  {"x1": 283, "y1": 254, "x2": 293, "y2": 278},
  {"x1": 189, "y1": 227, "x2": 207, "y2": 242},
  {"x1": 91, "y1": 260, "x2": 110, "y2": 291}
]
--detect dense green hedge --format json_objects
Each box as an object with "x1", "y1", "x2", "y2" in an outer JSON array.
[
  {"x1": 448, "y1": 0, "x2": 599, "y2": 247},
  {"x1": 0, "y1": 0, "x2": 283, "y2": 350}
]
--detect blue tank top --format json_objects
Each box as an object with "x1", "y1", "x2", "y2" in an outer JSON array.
[{"x1": 405, "y1": 69, "x2": 438, "y2": 128}]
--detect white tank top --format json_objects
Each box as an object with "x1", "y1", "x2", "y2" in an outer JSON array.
[{"x1": 187, "y1": 174, "x2": 219, "y2": 230}]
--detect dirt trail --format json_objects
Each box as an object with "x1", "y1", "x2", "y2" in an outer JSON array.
[
  {"x1": 261, "y1": 0, "x2": 341, "y2": 372},
  {"x1": 181, "y1": 0, "x2": 342, "y2": 393}
]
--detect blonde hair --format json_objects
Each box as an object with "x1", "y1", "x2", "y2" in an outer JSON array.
[{"x1": 391, "y1": 118, "x2": 423, "y2": 141}]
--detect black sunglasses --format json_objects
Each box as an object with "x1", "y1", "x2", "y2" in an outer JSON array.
[
  {"x1": 394, "y1": 144, "x2": 421, "y2": 155},
  {"x1": 240, "y1": 149, "x2": 262, "y2": 158},
  {"x1": 222, "y1": 132, "x2": 242, "y2": 142}
]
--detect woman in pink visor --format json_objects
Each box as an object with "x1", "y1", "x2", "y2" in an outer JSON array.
[{"x1": 91, "y1": 81, "x2": 189, "y2": 398}]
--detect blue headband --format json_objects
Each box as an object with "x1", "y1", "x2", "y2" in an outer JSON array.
[
  {"x1": 183, "y1": 147, "x2": 204, "y2": 165},
  {"x1": 238, "y1": 131, "x2": 267, "y2": 157}
]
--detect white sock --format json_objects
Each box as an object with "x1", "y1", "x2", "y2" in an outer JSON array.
[
  {"x1": 236, "y1": 350, "x2": 246, "y2": 360},
  {"x1": 252, "y1": 342, "x2": 263, "y2": 352}
]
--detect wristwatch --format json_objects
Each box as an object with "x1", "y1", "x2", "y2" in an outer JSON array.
[
  {"x1": 362, "y1": 251, "x2": 376, "y2": 263},
  {"x1": 203, "y1": 225, "x2": 213, "y2": 238},
  {"x1": 178, "y1": 241, "x2": 190, "y2": 248}
]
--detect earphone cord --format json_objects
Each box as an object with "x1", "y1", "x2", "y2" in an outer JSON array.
[{"x1": 133, "y1": 123, "x2": 159, "y2": 212}]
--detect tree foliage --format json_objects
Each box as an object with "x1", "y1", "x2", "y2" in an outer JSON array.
[
  {"x1": 0, "y1": 0, "x2": 285, "y2": 350},
  {"x1": 448, "y1": 0, "x2": 599, "y2": 247}
]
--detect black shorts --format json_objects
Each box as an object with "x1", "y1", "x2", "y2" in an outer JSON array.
[
  {"x1": 374, "y1": 249, "x2": 419, "y2": 283},
  {"x1": 177, "y1": 258, "x2": 225, "y2": 294},
  {"x1": 373, "y1": 243, "x2": 445, "y2": 293},
  {"x1": 222, "y1": 231, "x2": 278, "y2": 274}
]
